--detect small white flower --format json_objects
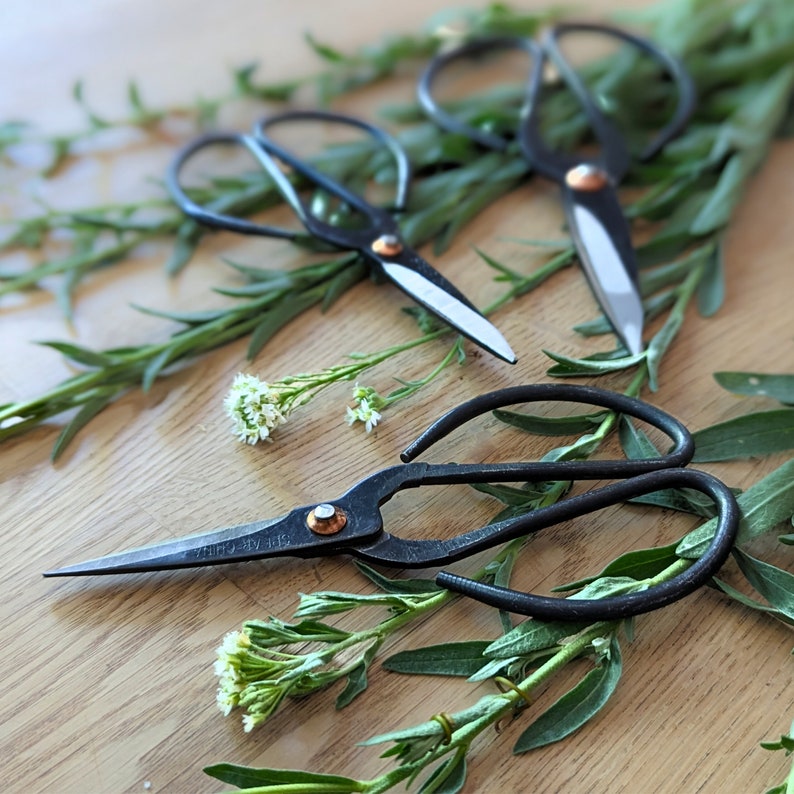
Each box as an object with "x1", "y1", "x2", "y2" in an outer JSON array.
[
  {"x1": 346, "y1": 399, "x2": 382, "y2": 433},
  {"x1": 591, "y1": 636, "x2": 611, "y2": 660},
  {"x1": 224, "y1": 373, "x2": 287, "y2": 444},
  {"x1": 345, "y1": 384, "x2": 384, "y2": 433}
]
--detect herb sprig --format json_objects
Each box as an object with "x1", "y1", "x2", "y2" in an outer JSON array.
[
  {"x1": 4, "y1": 0, "x2": 794, "y2": 457},
  {"x1": 206, "y1": 371, "x2": 794, "y2": 793}
]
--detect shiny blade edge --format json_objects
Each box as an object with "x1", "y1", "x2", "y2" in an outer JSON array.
[{"x1": 381, "y1": 262, "x2": 516, "y2": 364}]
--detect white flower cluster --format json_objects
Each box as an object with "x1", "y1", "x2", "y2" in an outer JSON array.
[
  {"x1": 224, "y1": 373, "x2": 288, "y2": 444},
  {"x1": 345, "y1": 384, "x2": 384, "y2": 433},
  {"x1": 214, "y1": 630, "x2": 251, "y2": 716}
]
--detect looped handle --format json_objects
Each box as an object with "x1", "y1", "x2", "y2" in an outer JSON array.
[
  {"x1": 521, "y1": 22, "x2": 696, "y2": 180},
  {"x1": 166, "y1": 131, "x2": 300, "y2": 240},
  {"x1": 417, "y1": 24, "x2": 696, "y2": 183},
  {"x1": 403, "y1": 386, "x2": 737, "y2": 622},
  {"x1": 417, "y1": 35, "x2": 540, "y2": 153},
  {"x1": 166, "y1": 110, "x2": 413, "y2": 248},
  {"x1": 401, "y1": 383, "x2": 694, "y2": 477},
  {"x1": 436, "y1": 466, "x2": 738, "y2": 621}
]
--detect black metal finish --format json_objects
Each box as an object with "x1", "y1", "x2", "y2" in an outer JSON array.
[
  {"x1": 166, "y1": 110, "x2": 514, "y2": 363},
  {"x1": 416, "y1": 23, "x2": 697, "y2": 355},
  {"x1": 45, "y1": 384, "x2": 738, "y2": 625},
  {"x1": 417, "y1": 22, "x2": 697, "y2": 180}
]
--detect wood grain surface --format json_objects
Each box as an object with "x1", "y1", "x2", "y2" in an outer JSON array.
[{"x1": 2, "y1": 1, "x2": 793, "y2": 792}]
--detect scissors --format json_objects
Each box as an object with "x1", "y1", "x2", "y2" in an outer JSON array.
[
  {"x1": 45, "y1": 384, "x2": 737, "y2": 622},
  {"x1": 166, "y1": 109, "x2": 516, "y2": 364},
  {"x1": 417, "y1": 23, "x2": 697, "y2": 356}
]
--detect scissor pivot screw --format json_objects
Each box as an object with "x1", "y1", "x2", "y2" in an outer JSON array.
[
  {"x1": 565, "y1": 164, "x2": 609, "y2": 192},
  {"x1": 307, "y1": 503, "x2": 347, "y2": 535},
  {"x1": 371, "y1": 234, "x2": 403, "y2": 256}
]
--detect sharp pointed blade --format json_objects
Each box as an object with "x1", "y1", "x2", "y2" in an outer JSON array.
[
  {"x1": 568, "y1": 194, "x2": 645, "y2": 357},
  {"x1": 381, "y1": 262, "x2": 517, "y2": 364},
  {"x1": 43, "y1": 514, "x2": 299, "y2": 577}
]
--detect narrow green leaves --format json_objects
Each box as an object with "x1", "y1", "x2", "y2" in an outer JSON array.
[
  {"x1": 383, "y1": 642, "x2": 492, "y2": 678},
  {"x1": 493, "y1": 408, "x2": 607, "y2": 436},
  {"x1": 204, "y1": 763, "x2": 366, "y2": 792},
  {"x1": 677, "y1": 458, "x2": 794, "y2": 558},
  {"x1": 485, "y1": 620, "x2": 589, "y2": 660},
  {"x1": 732, "y1": 548, "x2": 794, "y2": 621},
  {"x1": 692, "y1": 409, "x2": 794, "y2": 461},
  {"x1": 417, "y1": 750, "x2": 467, "y2": 794},
  {"x1": 714, "y1": 371, "x2": 794, "y2": 404},
  {"x1": 512, "y1": 636, "x2": 622, "y2": 753},
  {"x1": 51, "y1": 392, "x2": 115, "y2": 462}
]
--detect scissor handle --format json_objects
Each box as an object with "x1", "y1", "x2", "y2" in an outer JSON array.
[
  {"x1": 349, "y1": 383, "x2": 696, "y2": 564},
  {"x1": 401, "y1": 383, "x2": 693, "y2": 473},
  {"x1": 523, "y1": 22, "x2": 696, "y2": 182},
  {"x1": 166, "y1": 110, "x2": 412, "y2": 248},
  {"x1": 353, "y1": 384, "x2": 737, "y2": 621},
  {"x1": 417, "y1": 23, "x2": 696, "y2": 183},
  {"x1": 167, "y1": 131, "x2": 300, "y2": 240}
]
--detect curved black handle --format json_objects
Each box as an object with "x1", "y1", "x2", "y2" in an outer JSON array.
[
  {"x1": 250, "y1": 110, "x2": 411, "y2": 251},
  {"x1": 401, "y1": 383, "x2": 693, "y2": 475},
  {"x1": 166, "y1": 131, "x2": 300, "y2": 240},
  {"x1": 166, "y1": 110, "x2": 413, "y2": 249},
  {"x1": 417, "y1": 23, "x2": 696, "y2": 183},
  {"x1": 522, "y1": 22, "x2": 696, "y2": 181},
  {"x1": 417, "y1": 35, "x2": 540, "y2": 153},
  {"x1": 435, "y1": 465, "x2": 737, "y2": 621}
]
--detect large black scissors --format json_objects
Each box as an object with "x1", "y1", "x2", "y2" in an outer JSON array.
[
  {"x1": 45, "y1": 384, "x2": 737, "y2": 622},
  {"x1": 417, "y1": 23, "x2": 697, "y2": 356},
  {"x1": 167, "y1": 110, "x2": 516, "y2": 364}
]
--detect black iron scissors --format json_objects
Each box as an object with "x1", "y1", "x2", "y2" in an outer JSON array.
[
  {"x1": 167, "y1": 109, "x2": 516, "y2": 364},
  {"x1": 45, "y1": 384, "x2": 737, "y2": 622},
  {"x1": 417, "y1": 23, "x2": 697, "y2": 356}
]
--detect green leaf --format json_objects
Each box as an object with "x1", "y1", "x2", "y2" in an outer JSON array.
[
  {"x1": 418, "y1": 751, "x2": 467, "y2": 794},
  {"x1": 714, "y1": 371, "x2": 794, "y2": 405},
  {"x1": 710, "y1": 577, "x2": 793, "y2": 623},
  {"x1": 164, "y1": 221, "x2": 202, "y2": 276},
  {"x1": 618, "y1": 415, "x2": 659, "y2": 460},
  {"x1": 513, "y1": 636, "x2": 622, "y2": 753},
  {"x1": 51, "y1": 393, "x2": 115, "y2": 461},
  {"x1": 336, "y1": 640, "x2": 381, "y2": 709},
  {"x1": 304, "y1": 32, "x2": 352, "y2": 64},
  {"x1": 383, "y1": 642, "x2": 491, "y2": 677},
  {"x1": 247, "y1": 292, "x2": 322, "y2": 359},
  {"x1": 732, "y1": 548, "x2": 794, "y2": 621},
  {"x1": 544, "y1": 349, "x2": 646, "y2": 377},
  {"x1": 677, "y1": 459, "x2": 794, "y2": 558},
  {"x1": 696, "y1": 239, "x2": 725, "y2": 317},
  {"x1": 354, "y1": 561, "x2": 442, "y2": 595},
  {"x1": 691, "y1": 409, "x2": 794, "y2": 461},
  {"x1": 485, "y1": 620, "x2": 589, "y2": 659},
  {"x1": 552, "y1": 545, "x2": 680, "y2": 592},
  {"x1": 38, "y1": 340, "x2": 116, "y2": 368},
  {"x1": 203, "y1": 763, "x2": 364, "y2": 791},
  {"x1": 628, "y1": 487, "x2": 723, "y2": 518},
  {"x1": 493, "y1": 408, "x2": 608, "y2": 436}
]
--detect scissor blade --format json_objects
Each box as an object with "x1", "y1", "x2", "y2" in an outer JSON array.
[
  {"x1": 381, "y1": 262, "x2": 516, "y2": 364},
  {"x1": 43, "y1": 511, "x2": 313, "y2": 577},
  {"x1": 564, "y1": 186, "x2": 644, "y2": 357}
]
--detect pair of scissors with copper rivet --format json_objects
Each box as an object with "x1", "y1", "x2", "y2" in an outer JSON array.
[
  {"x1": 45, "y1": 384, "x2": 737, "y2": 623},
  {"x1": 166, "y1": 109, "x2": 516, "y2": 364},
  {"x1": 418, "y1": 22, "x2": 697, "y2": 356}
]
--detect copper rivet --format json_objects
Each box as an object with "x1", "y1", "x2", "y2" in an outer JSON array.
[
  {"x1": 564, "y1": 164, "x2": 609, "y2": 192},
  {"x1": 307, "y1": 504, "x2": 347, "y2": 535},
  {"x1": 371, "y1": 234, "x2": 403, "y2": 256}
]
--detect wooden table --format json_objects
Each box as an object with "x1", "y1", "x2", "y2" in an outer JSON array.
[{"x1": 2, "y1": 1, "x2": 792, "y2": 791}]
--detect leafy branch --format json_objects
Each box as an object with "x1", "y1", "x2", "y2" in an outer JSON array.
[
  {"x1": 204, "y1": 371, "x2": 794, "y2": 792},
  {"x1": 4, "y1": 0, "x2": 794, "y2": 457}
]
